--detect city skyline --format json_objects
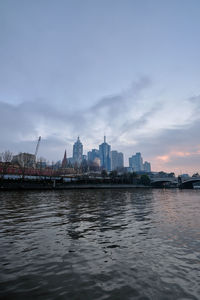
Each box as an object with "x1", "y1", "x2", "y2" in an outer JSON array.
[
  {"x1": 1, "y1": 1, "x2": 200, "y2": 175},
  {"x1": 0, "y1": 131, "x2": 199, "y2": 175},
  {"x1": 69, "y1": 136, "x2": 151, "y2": 172},
  {"x1": 1, "y1": 135, "x2": 152, "y2": 173}
]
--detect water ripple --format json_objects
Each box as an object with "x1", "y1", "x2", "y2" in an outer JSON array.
[{"x1": 0, "y1": 189, "x2": 200, "y2": 299}]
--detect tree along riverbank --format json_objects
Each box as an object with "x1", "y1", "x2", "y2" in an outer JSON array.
[
  {"x1": 0, "y1": 178, "x2": 179, "y2": 190},
  {"x1": 0, "y1": 178, "x2": 152, "y2": 190}
]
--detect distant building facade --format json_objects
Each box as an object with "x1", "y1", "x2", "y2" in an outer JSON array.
[
  {"x1": 12, "y1": 152, "x2": 36, "y2": 167},
  {"x1": 129, "y1": 152, "x2": 143, "y2": 172},
  {"x1": 111, "y1": 151, "x2": 124, "y2": 170},
  {"x1": 82, "y1": 155, "x2": 87, "y2": 161},
  {"x1": 88, "y1": 149, "x2": 99, "y2": 163},
  {"x1": 143, "y1": 161, "x2": 151, "y2": 172},
  {"x1": 73, "y1": 137, "x2": 83, "y2": 165},
  {"x1": 129, "y1": 152, "x2": 152, "y2": 172},
  {"x1": 67, "y1": 157, "x2": 74, "y2": 166},
  {"x1": 99, "y1": 136, "x2": 111, "y2": 171}
]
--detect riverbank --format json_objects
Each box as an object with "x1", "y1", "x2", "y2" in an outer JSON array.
[{"x1": 0, "y1": 180, "x2": 151, "y2": 190}]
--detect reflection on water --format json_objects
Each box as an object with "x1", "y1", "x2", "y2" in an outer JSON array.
[{"x1": 0, "y1": 189, "x2": 200, "y2": 299}]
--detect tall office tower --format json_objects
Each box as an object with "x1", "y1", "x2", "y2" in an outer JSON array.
[
  {"x1": 111, "y1": 151, "x2": 124, "y2": 170},
  {"x1": 82, "y1": 155, "x2": 87, "y2": 161},
  {"x1": 118, "y1": 152, "x2": 124, "y2": 169},
  {"x1": 129, "y1": 152, "x2": 143, "y2": 172},
  {"x1": 88, "y1": 149, "x2": 100, "y2": 162},
  {"x1": 73, "y1": 136, "x2": 83, "y2": 165},
  {"x1": 61, "y1": 150, "x2": 67, "y2": 168},
  {"x1": 99, "y1": 136, "x2": 111, "y2": 171},
  {"x1": 143, "y1": 161, "x2": 151, "y2": 172}
]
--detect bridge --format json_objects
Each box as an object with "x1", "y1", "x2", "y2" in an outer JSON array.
[
  {"x1": 150, "y1": 176, "x2": 200, "y2": 189},
  {"x1": 178, "y1": 177, "x2": 200, "y2": 189},
  {"x1": 150, "y1": 177, "x2": 178, "y2": 188}
]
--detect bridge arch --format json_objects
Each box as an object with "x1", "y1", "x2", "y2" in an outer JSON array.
[
  {"x1": 150, "y1": 178, "x2": 177, "y2": 188},
  {"x1": 179, "y1": 178, "x2": 200, "y2": 189}
]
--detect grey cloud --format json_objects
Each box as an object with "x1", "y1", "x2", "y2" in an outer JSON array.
[
  {"x1": 0, "y1": 77, "x2": 154, "y2": 159},
  {"x1": 0, "y1": 101, "x2": 37, "y2": 142},
  {"x1": 167, "y1": 154, "x2": 200, "y2": 169},
  {"x1": 114, "y1": 94, "x2": 200, "y2": 172},
  {"x1": 188, "y1": 95, "x2": 200, "y2": 118},
  {"x1": 89, "y1": 76, "x2": 151, "y2": 115},
  {"x1": 1, "y1": 80, "x2": 199, "y2": 173},
  {"x1": 137, "y1": 121, "x2": 199, "y2": 157},
  {"x1": 84, "y1": 76, "x2": 154, "y2": 140},
  {"x1": 120, "y1": 103, "x2": 163, "y2": 134}
]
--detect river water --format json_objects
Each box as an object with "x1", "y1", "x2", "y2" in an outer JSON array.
[{"x1": 0, "y1": 189, "x2": 200, "y2": 300}]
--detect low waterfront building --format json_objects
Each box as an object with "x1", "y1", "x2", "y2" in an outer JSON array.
[{"x1": 12, "y1": 152, "x2": 36, "y2": 167}]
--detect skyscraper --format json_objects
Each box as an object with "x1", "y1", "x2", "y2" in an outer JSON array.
[
  {"x1": 129, "y1": 152, "x2": 143, "y2": 172},
  {"x1": 111, "y1": 150, "x2": 124, "y2": 170},
  {"x1": 73, "y1": 137, "x2": 83, "y2": 165},
  {"x1": 88, "y1": 149, "x2": 100, "y2": 163},
  {"x1": 143, "y1": 161, "x2": 151, "y2": 172},
  {"x1": 99, "y1": 136, "x2": 111, "y2": 171}
]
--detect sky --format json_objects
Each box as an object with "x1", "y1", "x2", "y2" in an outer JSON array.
[{"x1": 0, "y1": 0, "x2": 200, "y2": 174}]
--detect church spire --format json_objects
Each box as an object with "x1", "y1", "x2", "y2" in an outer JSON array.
[{"x1": 61, "y1": 149, "x2": 67, "y2": 168}]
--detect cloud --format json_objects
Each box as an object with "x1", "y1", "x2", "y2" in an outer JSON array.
[
  {"x1": 1, "y1": 78, "x2": 200, "y2": 175},
  {"x1": 134, "y1": 117, "x2": 200, "y2": 174},
  {"x1": 90, "y1": 76, "x2": 151, "y2": 112},
  {"x1": 0, "y1": 77, "x2": 153, "y2": 156}
]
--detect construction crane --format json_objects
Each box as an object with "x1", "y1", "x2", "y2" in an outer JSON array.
[{"x1": 35, "y1": 136, "x2": 41, "y2": 158}]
